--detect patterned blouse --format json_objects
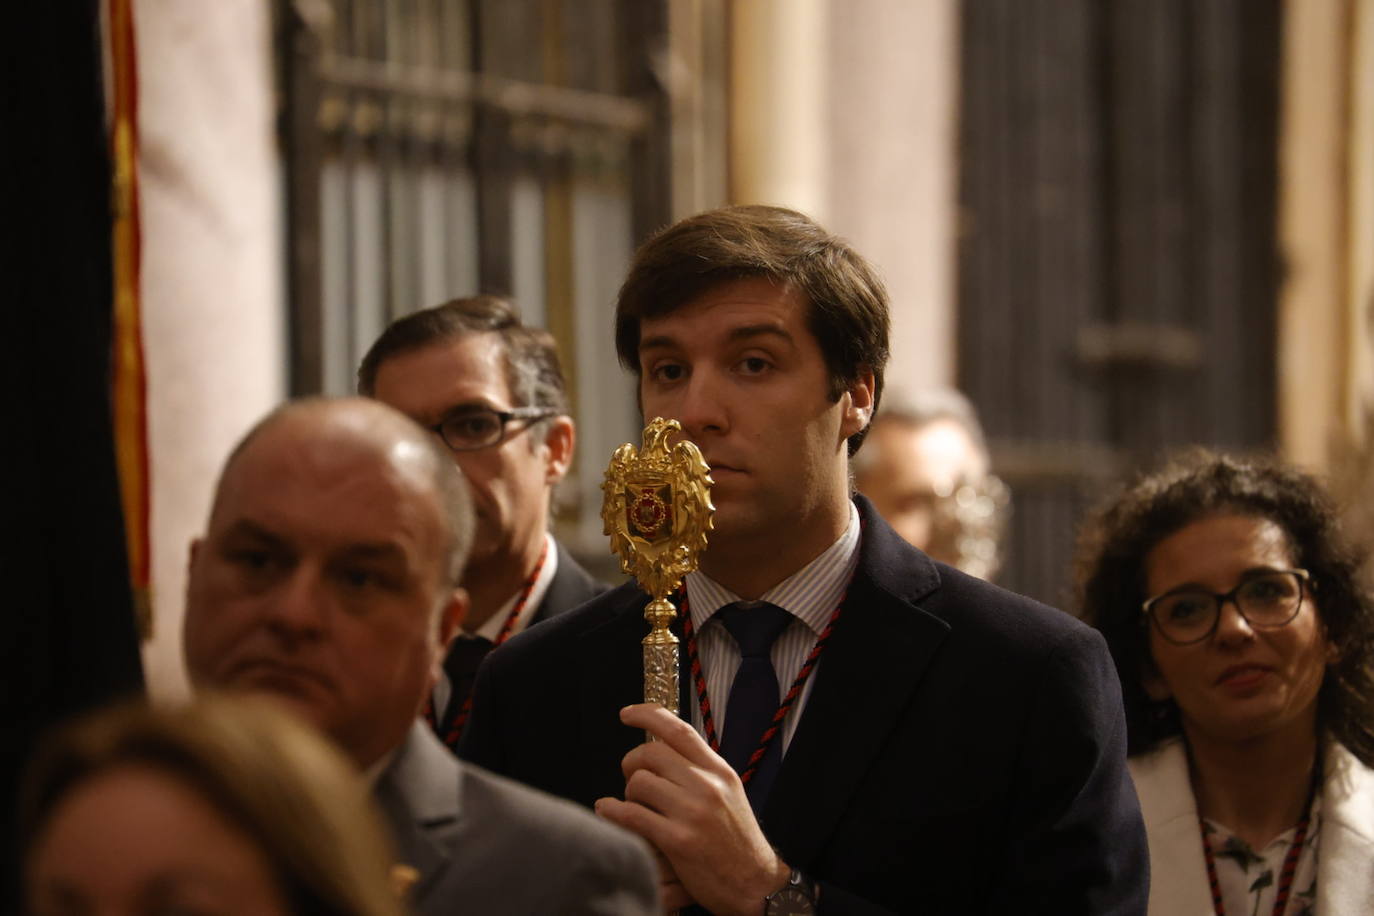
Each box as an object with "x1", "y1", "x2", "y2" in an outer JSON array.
[{"x1": 1203, "y1": 793, "x2": 1321, "y2": 916}]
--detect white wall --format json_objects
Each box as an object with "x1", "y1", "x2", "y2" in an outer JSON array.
[
  {"x1": 135, "y1": 0, "x2": 285, "y2": 699},
  {"x1": 1276, "y1": 0, "x2": 1374, "y2": 469},
  {"x1": 729, "y1": 0, "x2": 960, "y2": 395},
  {"x1": 824, "y1": 0, "x2": 959, "y2": 395}
]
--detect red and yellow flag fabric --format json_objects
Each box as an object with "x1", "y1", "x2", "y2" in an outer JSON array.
[{"x1": 108, "y1": 0, "x2": 152, "y2": 639}]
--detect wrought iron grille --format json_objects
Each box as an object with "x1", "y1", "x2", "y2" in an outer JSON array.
[{"x1": 278, "y1": 0, "x2": 671, "y2": 556}]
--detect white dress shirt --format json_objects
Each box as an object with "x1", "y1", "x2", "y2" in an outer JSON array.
[
  {"x1": 432, "y1": 532, "x2": 559, "y2": 716},
  {"x1": 684, "y1": 502, "x2": 861, "y2": 753}
]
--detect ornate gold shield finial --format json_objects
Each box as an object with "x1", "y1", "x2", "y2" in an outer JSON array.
[{"x1": 602, "y1": 417, "x2": 713, "y2": 719}]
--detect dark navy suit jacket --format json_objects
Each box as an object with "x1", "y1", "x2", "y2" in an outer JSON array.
[
  {"x1": 531, "y1": 540, "x2": 611, "y2": 626},
  {"x1": 434, "y1": 540, "x2": 608, "y2": 739},
  {"x1": 460, "y1": 497, "x2": 1148, "y2": 914}
]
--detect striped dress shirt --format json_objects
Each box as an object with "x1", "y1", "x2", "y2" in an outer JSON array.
[{"x1": 684, "y1": 502, "x2": 861, "y2": 753}]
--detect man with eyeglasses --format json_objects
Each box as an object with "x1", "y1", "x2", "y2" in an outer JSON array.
[{"x1": 358, "y1": 296, "x2": 609, "y2": 751}]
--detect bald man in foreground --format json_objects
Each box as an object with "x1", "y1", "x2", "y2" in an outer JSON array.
[{"x1": 181, "y1": 398, "x2": 657, "y2": 915}]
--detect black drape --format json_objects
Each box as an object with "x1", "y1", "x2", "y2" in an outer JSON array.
[{"x1": 3, "y1": 0, "x2": 147, "y2": 904}]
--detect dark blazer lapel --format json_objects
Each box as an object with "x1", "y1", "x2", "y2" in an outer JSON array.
[
  {"x1": 761, "y1": 501, "x2": 949, "y2": 867},
  {"x1": 575, "y1": 586, "x2": 654, "y2": 803},
  {"x1": 532, "y1": 541, "x2": 611, "y2": 626}
]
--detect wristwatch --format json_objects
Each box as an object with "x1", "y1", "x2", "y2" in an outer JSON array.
[{"x1": 764, "y1": 868, "x2": 818, "y2": 916}]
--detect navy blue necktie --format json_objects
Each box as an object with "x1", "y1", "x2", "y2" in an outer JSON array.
[
  {"x1": 717, "y1": 601, "x2": 792, "y2": 813},
  {"x1": 440, "y1": 637, "x2": 493, "y2": 727}
]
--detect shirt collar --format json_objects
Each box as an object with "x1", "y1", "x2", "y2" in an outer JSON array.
[
  {"x1": 686, "y1": 501, "x2": 861, "y2": 636},
  {"x1": 362, "y1": 745, "x2": 399, "y2": 788},
  {"x1": 467, "y1": 532, "x2": 558, "y2": 642}
]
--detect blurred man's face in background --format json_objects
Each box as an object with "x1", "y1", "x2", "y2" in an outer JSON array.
[
  {"x1": 370, "y1": 332, "x2": 566, "y2": 584},
  {"x1": 856, "y1": 417, "x2": 987, "y2": 563}
]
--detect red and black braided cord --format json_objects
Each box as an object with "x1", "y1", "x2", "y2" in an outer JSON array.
[
  {"x1": 1199, "y1": 766, "x2": 1318, "y2": 916},
  {"x1": 681, "y1": 590, "x2": 846, "y2": 787},
  {"x1": 425, "y1": 541, "x2": 548, "y2": 748}
]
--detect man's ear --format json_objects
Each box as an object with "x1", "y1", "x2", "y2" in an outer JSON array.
[
  {"x1": 541, "y1": 416, "x2": 575, "y2": 485},
  {"x1": 839, "y1": 367, "x2": 876, "y2": 442},
  {"x1": 431, "y1": 588, "x2": 470, "y2": 682},
  {"x1": 187, "y1": 537, "x2": 203, "y2": 575},
  {"x1": 438, "y1": 588, "x2": 468, "y2": 647}
]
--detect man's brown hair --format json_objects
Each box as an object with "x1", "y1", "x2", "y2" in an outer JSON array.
[
  {"x1": 614, "y1": 205, "x2": 890, "y2": 454},
  {"x1": 357, "y1": 295, "x2": 569, "y2": 422}
]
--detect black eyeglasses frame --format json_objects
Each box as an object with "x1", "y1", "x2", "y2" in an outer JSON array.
[
  {"x1": 1140, "y1": 568, "x2": 1312, "y2": 646},
  {"x1": 428, "y1": 406, "x2": 561, "y2": 453}
]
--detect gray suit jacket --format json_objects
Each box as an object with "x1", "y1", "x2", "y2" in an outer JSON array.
[{"x1": 374, "y1": 723, "x2": 659, "y2": 915}]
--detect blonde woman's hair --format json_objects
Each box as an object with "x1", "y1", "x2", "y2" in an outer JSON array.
[{"x1": 23, "y1": 694, "x2": 407, "y2": 916}]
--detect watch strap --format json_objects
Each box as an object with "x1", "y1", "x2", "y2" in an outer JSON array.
[{"x1": 764, "y1": 867, "x2": 818, "y2": 915}]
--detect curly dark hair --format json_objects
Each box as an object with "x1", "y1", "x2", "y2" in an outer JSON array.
[{"x1": 1075, "y1": 450, "x2": 1374, "y2": 766}]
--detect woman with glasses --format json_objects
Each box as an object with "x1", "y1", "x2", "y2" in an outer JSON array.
[{"x1": 1076, "y1": 452, "x2": 1374, "y2": 916}]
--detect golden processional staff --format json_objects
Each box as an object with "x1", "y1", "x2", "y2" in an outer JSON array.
[{"x1": 602, "y1": 418, "x2": 713, "y2": 732}]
